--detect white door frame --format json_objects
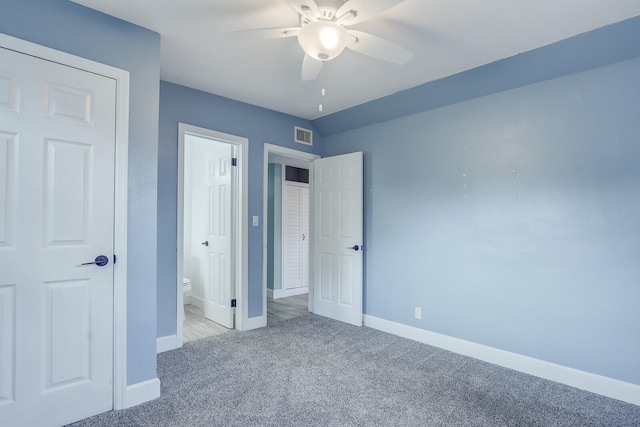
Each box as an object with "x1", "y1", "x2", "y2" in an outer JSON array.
[
  {"x1": 0, "y1": 34, "x2": 130, "y2": 410},
  {"x1": 177, "y1": 123, "x2": 248, "y2": 340},
  {"x1": 262, "y1": 143, "x2": 319, "y2": 324}
]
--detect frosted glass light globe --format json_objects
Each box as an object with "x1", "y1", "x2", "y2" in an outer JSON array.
[{"x1": 298, "y1": 21, "x2": 348, "y2": 61}]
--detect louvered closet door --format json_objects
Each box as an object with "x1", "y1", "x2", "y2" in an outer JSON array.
[
  {"x1": 282, "y1": 182, "x2": 309, "y2": 292},
  {"x1": 0, "y1": 46, "x2": 116, "y2": 427}
]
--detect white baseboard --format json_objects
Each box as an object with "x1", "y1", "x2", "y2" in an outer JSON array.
[
  {"x1": 269, "y1": 287, "x2": 308, "y2": 299},
  {"x1": 123, "y1": 377, "x2": 161, "y2": 409},
  {"x1": 188, "y1": 294, "x2": 205, "y2": 309},
  {"x1": 363, "y1": 315, "x2": 640, "y2": 406},
  {"x1": 157, "y1": 334, "x2": 178, "y2": 354},
  {"x1": 268, "y1": 288, "x2": 283, "y2": 299},
  {"x1": 281, "y1": 287, "x2": 308, "y2": 298},
  {"x1": 240, "y1": 314, "x2": 266, "y2": 331}
]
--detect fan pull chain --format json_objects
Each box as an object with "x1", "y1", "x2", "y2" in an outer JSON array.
[{"x1": 319, "y1": 62, "x2": 325, "y2": 112}]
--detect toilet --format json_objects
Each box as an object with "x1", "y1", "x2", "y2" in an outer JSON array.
[{"x1": 182, "y1": 277, "x2": 192, "y2": 318}]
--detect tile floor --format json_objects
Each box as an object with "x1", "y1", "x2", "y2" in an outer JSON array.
[{"x1": 183, "y1": 293, "x2": 309, "y2": 343}]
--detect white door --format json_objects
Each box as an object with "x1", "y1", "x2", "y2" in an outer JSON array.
[
  {"x1": 282, "y1": 182, "x2": 309, "y2": 294},
  {"x1": 0, "y1": 48, "x2": 115, "y2": 426},
  {"x1": 312, "y1": 152, "x2": 363, "y2": 326},
  {"x1": 202, "y1": 143, "x2": 234, "y2": 328}
]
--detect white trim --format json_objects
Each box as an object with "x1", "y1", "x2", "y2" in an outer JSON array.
[
  {"x1": 123, "y1": 378, "x2": 161, "y2": 409},
  {"x1": 188, "y1": 294, "x2": 205, "y2": 310},
  {"x1": 267, "y1": 288, "x2": 282, "y2": 299},
  {"x1": 177, "y1": 124, "x2": 249, "y2": 338},
  {"x1": 0, "y1": 33, "x2": 130, "y2": 411},
  {"x1": 262, "y1": 144, "x2": 320, "y2": 325},
  {"x1": 281, "y1": 287, "x2": 308, "y2": 298},
  {"x1": 177, "y1": 128, "x2": 185, "y2": 345},
  {"x1": 242, "y1": 315, "x2": 267, "y2": 331},
  {"x1": 156, "y1": 335, "x2": 178, "y2": 354},
  {"x1": 364, "y1": 315, "x2": 640, "y2": 406},
  {"x1": 267, "y1": 288, "x2": 309, "y2": 299}
]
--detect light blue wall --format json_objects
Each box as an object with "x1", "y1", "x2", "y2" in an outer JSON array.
[
  {"x1": 1, "y1": 0, "x2": 161, "y2": 385},
  {"x1": 157, "y1": 82, "x2": 321, "y2": 336},
  {"x1": 320, "y1": 56, "x2": 640, "y2": 383}
]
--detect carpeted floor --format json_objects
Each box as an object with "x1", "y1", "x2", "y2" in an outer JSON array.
[{"x1": 69, "y1": 314, "x2": 640, "y2": 426}]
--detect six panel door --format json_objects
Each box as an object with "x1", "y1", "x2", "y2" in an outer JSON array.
[
  {"x1": 0, "y1": 46, "x2": 116, "y2": 427},
  {"x1": 312, "y1": 152, "x2": 363, "y2": 326}
]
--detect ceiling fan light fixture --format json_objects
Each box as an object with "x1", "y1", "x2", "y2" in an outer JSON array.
[{"x1": 298, "y1": 21, "x2": 348, "y2": 61}]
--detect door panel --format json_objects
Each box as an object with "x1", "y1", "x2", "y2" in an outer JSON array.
[
  {"x1": 44, "y1": 139, "x2": 92, "y2": 244},
  {"x1": 44, "y1": 280, "x2": 90, "y2": 389},
  {"x1": 282, "y1": 183, "x2": 309, "y2": 293},
  {"x1": 0, "y1": 132, "x2": 17, "y2": 247},
  {"x1": 0, "y1": 285, "x2": 15, "y2": 404},
  {"x1": 0, "y1": 46, "x2": 115, "y2": 427},
  {"x1": 283, "y1": 184, "x2": 302, "y2": 290},
  {"x1": 312, "y1": 152, "x2": 363, "y2": 326},
  {"x1": 203, "y1": 144, "x2": 234, "y2": 329}
]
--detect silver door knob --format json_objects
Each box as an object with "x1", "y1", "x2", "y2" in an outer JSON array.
[
  {"x1": 201, "y1": 241, "x2": 209, "y2": 246},
  {"x1": 82, "y1": 255, "x2": 109, "y2": 266}
]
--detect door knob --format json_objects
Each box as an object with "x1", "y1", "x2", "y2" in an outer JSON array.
[
  {"x1": 82, "y1": 255, "x2": 109, "y2": 267},
  {"x1": 202, "y1": 241, "x2": 209, "y2": 247},
  {"x1": 347, "y1": 245, "x2": 360, "y2": 251}
]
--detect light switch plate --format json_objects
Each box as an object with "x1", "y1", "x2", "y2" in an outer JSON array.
[{"x1": 252, "y1": 215, "x2": 259, "y2": 226}]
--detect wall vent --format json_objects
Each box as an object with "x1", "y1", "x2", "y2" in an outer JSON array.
[{"x1": 294, "y1": 126, "x2": 313, "y2": 146}]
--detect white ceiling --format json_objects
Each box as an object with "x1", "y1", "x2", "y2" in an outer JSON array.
[{"x1": 71, "y1": 0, "x2": 640, "y2": 120}]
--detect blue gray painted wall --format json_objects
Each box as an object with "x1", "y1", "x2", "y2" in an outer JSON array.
[
  {"x1": 157, "y1": 82, "x2": 321, "y2": 336},
  {"x1": 1, "y1": 0, "x2": 161, "y2": 385},
  {"x1": 320, "y1": 54, "x2": 640, "y2": 384}
]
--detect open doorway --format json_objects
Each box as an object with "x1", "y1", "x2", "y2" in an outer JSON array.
[
  {"x1": 177, "y1": 124, "x2": 248, "y2": 346},
  {"x1": 262, "y1": 144, "x2": 320, "y2": 324}
]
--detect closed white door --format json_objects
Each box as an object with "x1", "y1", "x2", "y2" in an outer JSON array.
[
  {"x1": 0, "y1": 47, "x2": 115, "y2": 426},
  {"x1": 282, "y1": 183, "x2": 309, "y2": 292},
  {"x1": 202, "y1": 143, "x2": 234, "y2": 328},
  {"x1": 312, "y1": 152, "x2": 363, "y2": 326}
]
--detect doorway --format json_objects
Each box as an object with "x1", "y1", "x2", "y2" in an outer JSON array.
[
  {"x1": 177, "y1": 124, "x2": 248, "y2": 345},
  {"x1": 262, "y1": 144, "x2": 319, "y2": 324}
]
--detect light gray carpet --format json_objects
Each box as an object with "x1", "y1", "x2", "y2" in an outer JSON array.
[{"x1": 70, "y1": 314, "x2": 640, "y2": 426}]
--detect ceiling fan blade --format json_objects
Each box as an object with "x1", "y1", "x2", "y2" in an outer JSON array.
[
  {"x1": 336, "y1": 0, "x2": 405, "y2": 25},
  {"x1": 213, "y1": 27, "x2": 300, "y2": 41},
  {"x1": 286, "y1": 0, "x2": 321, "y2": 22},
  {"x1": 301, "y1": 54, "x2": 323, "y2": 81},
  {"x1": 346, "y1": 30, "x2": 413, "y2": 65}
]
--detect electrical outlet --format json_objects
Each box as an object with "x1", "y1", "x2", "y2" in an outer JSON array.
[{"x1": 414, "y1": 307, "x2": 422, "y2": 320}]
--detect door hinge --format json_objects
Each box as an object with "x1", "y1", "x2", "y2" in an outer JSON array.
[
  {"x1": 231, "y1": 299, "x2": 236, "y2": 308},
  {"x1": 231, "y1": 157, "x2": 237, "y2": 167},
  {"x1": 113, "y1": 254, "x2": 117, "y2": 264}
]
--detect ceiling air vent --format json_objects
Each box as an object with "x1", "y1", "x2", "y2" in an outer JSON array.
[{"x1": 294, "y1": 126, "x2": 313, "y2": 146}]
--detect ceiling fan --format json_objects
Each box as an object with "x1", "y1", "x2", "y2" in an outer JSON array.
[{"x1": 222, "y1": 0, "x2": 413, "y2": 81}]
